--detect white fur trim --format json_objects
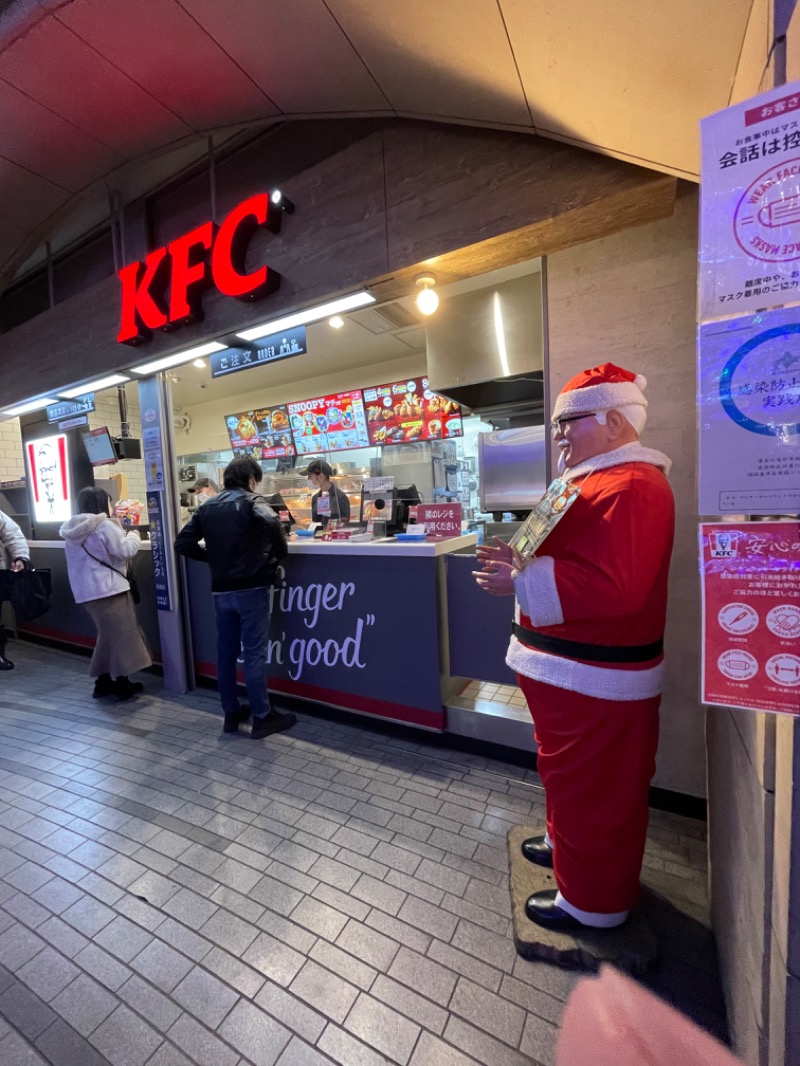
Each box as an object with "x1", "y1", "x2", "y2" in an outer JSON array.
[
  {"x1": 563, "y1": 441, "x2": 672, "y2": 479},
  {"x1": 506, "y1": 637, "x2": 665, "y2": 700},
  {"x1": 553, "y1": 380, "x2": 647, "y2": 420},
  {"x1": 513, "y1": 557, "x2": 564, "y2": 627},
  {"x1": 555, "y1": 891, "x2": 628, "y2": 927}
]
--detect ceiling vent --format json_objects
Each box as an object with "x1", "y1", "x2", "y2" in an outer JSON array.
[{"x1": 349, "y1": 301, "x2": 421, "y2": 334}]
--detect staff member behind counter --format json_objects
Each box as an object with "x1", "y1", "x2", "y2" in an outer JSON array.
[{"x1": 305, "y1": 459, "x2": 350, "y2": 527}]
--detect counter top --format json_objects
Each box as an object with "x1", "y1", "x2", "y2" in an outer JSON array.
[
  {"x1": 286, "y1": 533, "x2": 478, "y2": 557},
  {"x1": 31, "y1": 540, "x2": 153, "y2": 550}
]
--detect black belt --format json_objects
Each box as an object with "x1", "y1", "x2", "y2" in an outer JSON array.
[{"x1": 512, "y1": 622, "x2": 663, "y2": 664}]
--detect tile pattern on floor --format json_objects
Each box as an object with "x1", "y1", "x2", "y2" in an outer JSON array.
[{"x1": 0, "y1": 641, "x2": 723, "y2": 1066}]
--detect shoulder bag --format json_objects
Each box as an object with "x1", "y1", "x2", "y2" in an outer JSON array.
[{"x1": 83, "y1": 545, "x2": 141, "y2": 605}]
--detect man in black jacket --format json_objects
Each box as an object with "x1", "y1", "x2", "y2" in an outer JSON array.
[{"x1": 175, "y1": 456, "x2": 296, "y2": 738}]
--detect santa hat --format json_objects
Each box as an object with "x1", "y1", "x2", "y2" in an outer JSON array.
[{"x1": 552, "y1": 362, "x2": 648, "y2": 420}]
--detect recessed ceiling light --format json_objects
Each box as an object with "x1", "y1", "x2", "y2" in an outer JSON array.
[
  {"x1": 236, "y1": 291, "x2": 375, "y2": 343},
  {"x1": 130, "y1": 341, "x2": 226, "y2": 375},
  {"x1": 329, "y1": 316, "x2": 345, "y2": 329},
  {"x1": 59, "y1": 374, "x2": 130, "y2": 399},
  {"x1": 1, "y1": 397, "x2": 57, "y2": 418},
  {"x1": 192, "y1": 359, "x2": 206, "y2": 368}
]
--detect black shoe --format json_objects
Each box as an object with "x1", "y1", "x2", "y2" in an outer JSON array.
[
  {"x1": 223, "y1": 706, "x2": 251, "y2": 733},
  {"x1": 113, "y1": 678, "x2": 144, "y2": 701},
  {"x1": 251, "y1": 710, "x2": 297, "y2": 739},
  {"x1": 525, "y1": 890, "x2": 585, "y2": 931},
  {"x1": 0, "y1": 654, "x2": 13, "y2": 671},
  {"x1": 521, "y1": 836, "x2": 554, "y2": 868},
  {"x1": 93, "y1": 674, "x2": 115, "y2": 699}
]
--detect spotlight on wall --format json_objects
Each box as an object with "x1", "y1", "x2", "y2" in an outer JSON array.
[
  {"x1": 270, "y1": 189, "x2": 295, "y2": 214},
  {"x1": 328, "y1": 316, "x2": 345, "y2": 329},
  {"x1": 415, "y1": 274, "x2": 439, "y2": 316}
]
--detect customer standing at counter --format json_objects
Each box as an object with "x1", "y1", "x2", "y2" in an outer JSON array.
[
  {"x1": 305, "y1": 459, "x2": 350, "y2": 527},
  {"x1": 0, "y1": 509, "x2": 31, "y2": 670},
  {"x1": 474, "y1": 363, "x2": 674, "y2": 933},
  {"x1": 60, "y1": 487, "x2": 151, "y2": 700},
  {"x1": 175, "y1": 456, "x2": 296, "y2": 739}
]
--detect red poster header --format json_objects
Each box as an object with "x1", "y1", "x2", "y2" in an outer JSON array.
[
  {"x1": 700, "y1": 521, "x2": 800, "y2": 716},
  {"x1": 117, "y1": 193, "x2": 283, "y2": 346}
]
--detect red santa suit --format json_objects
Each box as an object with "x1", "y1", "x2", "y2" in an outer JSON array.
[{"x1": 508, "y1": 442, "x2": 674, "y2": 925}]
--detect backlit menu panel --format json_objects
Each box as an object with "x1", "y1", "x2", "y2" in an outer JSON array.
[
  {"x1": 363, "y1": 377, "x2": 463, "y2": 445},
  {"x1": 224, "y1": 406, "x2": 295, "y2": 458},
  {"x1": 288, "y1": 390, "x2": 370, "y2": 455}
]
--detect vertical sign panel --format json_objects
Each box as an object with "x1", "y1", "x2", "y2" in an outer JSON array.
[
  {"x1": 700, "y1": 521, "x2": 800, "y2": 714},
  {"x1": 700, "y1": 81, "x2": 800, "y2": 323}
]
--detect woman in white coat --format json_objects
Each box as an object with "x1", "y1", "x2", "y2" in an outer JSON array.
[
  {"x1": 0, "y1": 510, "x2": 31, "y2": 669},
  {"x1": 60, "y1": 487, "x2": 151, "y2": 699}
]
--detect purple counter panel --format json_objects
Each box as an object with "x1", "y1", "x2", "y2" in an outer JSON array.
[
  {"x1": 445, "y1": 554, "x2": 516, "y2": 686},
  {"x1": 20, "y1": 545, "x2": 162, "y2": 663},
  {"x1": 186, "y1": 552, "x2": 445, "y2": 729}
]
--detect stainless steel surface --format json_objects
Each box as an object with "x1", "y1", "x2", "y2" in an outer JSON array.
[
  {"x1": 425, "y1": 272, "x2": 545, "y2": 422},
  {"x1": 478, "y1": 426, "x2": 547, "y2": 513}
]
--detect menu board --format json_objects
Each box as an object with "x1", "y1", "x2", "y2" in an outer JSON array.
[
  {"x1": 224, "y1": 406, "x2": 295, "y2": 459},
  {"x1": 287, "y1": 390, "x2": 370, "y2": 455},
  {"x1": 362, "y1": 377, "x2": 463, "y2": 446}
]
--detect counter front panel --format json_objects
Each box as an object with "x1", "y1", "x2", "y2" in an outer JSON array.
[
  {"x1": 446, "y1": 553, "x2": 516, "y2": 686},
  {"x1": 186, "y1": 549, "x2": 446, "y2": 729}
]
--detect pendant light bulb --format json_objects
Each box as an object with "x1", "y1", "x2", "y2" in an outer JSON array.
[{"x1": 415, "y1": 274, "x2": 439, "y2": 316}]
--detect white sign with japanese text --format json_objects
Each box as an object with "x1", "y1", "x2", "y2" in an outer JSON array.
[
  {"x1": 698, "y1": 307, "x2": 800, "y2": 515},
  {"x1": 700, "y1": 81, "x2": 800, "y2": 323}
]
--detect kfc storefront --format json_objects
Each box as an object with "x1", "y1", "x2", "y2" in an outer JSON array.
[{"x1": 0, "y1": 119, "x2": 687, "y2": 761}]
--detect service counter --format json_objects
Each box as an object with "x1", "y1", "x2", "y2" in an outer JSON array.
[
  {"x1": 18, "y1": 541, "x2": 162, "y2": 664},
  {"x1": 186, "y1": 534, "x2": 477, "y2": 730}
]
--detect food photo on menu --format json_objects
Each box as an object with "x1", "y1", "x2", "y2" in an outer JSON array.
[
  {"x1": 363, "y1": 377, "x2": 463, "y2": 445},
  {"x1": 223, "y1": 406, "x2": 295, "y2": 459},
  {"x1": 287, "y1": 390, "x2": 370, "y2": 455}
]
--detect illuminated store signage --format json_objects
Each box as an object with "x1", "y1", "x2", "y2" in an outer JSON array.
[
  {"x1": 26, "y1": 434, "x2": 71, "y2": 524},
  {"x1": 117, "y1": 193, "x2": 283, "y2": 346}
]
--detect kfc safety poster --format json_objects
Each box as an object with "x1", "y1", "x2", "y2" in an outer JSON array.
[
  {"x1": 700, "y1": 521, "x2": 800, "y2": 715},
  {"x1": 700, "y1": 80, "x2": 800, "y2": 323}
]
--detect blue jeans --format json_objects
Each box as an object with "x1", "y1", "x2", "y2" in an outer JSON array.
[{"x1": 214, "y1": 587, "x2": 272, "y2": 719}]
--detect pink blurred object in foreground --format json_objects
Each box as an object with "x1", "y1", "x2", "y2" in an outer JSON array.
[{"x1": 556, "y1": 966, "x2": 742, "y2": 1066}]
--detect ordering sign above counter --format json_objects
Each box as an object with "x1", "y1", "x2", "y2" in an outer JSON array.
[{"x1": 224, "y1": 377, "x2": 464, "y2": 460}]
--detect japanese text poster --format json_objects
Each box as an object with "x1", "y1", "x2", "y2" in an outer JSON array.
[
  {"x1": 698, "y1": 308, "x2": 800, "y2": 515},
  {"x1": 700, "y1": 81, "x2": 800, "y2": 322},
  {"x1": 700, "y1": 522, "x2": 800, "y2": 715}
]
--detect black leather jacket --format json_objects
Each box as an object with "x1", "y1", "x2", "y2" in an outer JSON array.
[{"x1": 174, "y1": 488, "x2": 288, "y2": 592}]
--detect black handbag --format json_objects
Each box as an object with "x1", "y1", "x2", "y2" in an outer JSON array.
[{"x1": 2, "y1": 568, "x2": 52, "y2": 620}]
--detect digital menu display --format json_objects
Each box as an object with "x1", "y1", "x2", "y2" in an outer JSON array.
[
  {"x1": 287, "y1": 390, "x2": 370, "y2": 455},
  {"x1": 224, "y1": 406, "x2": 295, "y2": 459},
  {"x1": 362, "y1": 377, "x2": 463, "y2": 445}
]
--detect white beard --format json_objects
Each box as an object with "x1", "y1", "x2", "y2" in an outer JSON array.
[{"x1": 557, "y1": 448, "x2": 567, "y2": 475}]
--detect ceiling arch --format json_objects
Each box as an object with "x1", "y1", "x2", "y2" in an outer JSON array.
[{"x1": 0, "y1": 0, "x2": 764, "y2": 290}]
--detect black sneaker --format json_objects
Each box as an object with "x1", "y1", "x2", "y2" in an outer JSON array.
[
  {"x1": 223, "y1": 706, "x2": 251, "y2": 733},
  {"x1": 251, "y1": 710, "x2": 297, "y2": 739},
  {"x1": 0, "y1": 654, "x2": 14, "y2": 671},
  {"x1": 114, "y1": 679, "x2": 144, "y2": 701},
  {"x1": 93, "y1": 675, "x2": 115, "y2": 699}
]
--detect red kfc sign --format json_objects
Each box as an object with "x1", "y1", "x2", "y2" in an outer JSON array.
[{"x1": 117, "y1": 193, "x2": 283, "y2": 346}]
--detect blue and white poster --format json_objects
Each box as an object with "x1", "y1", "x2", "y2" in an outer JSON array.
[
  {"x1": 145, "y1": 491, "x2": 172, "y2": 611},
  {"x1": 698, "y1": 307, "x2": 800, "y2": 515}
]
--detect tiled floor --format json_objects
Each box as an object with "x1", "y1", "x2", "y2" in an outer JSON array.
[{"x1": 0, "y1": 641, "x2": 726, "y2": 1066}]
